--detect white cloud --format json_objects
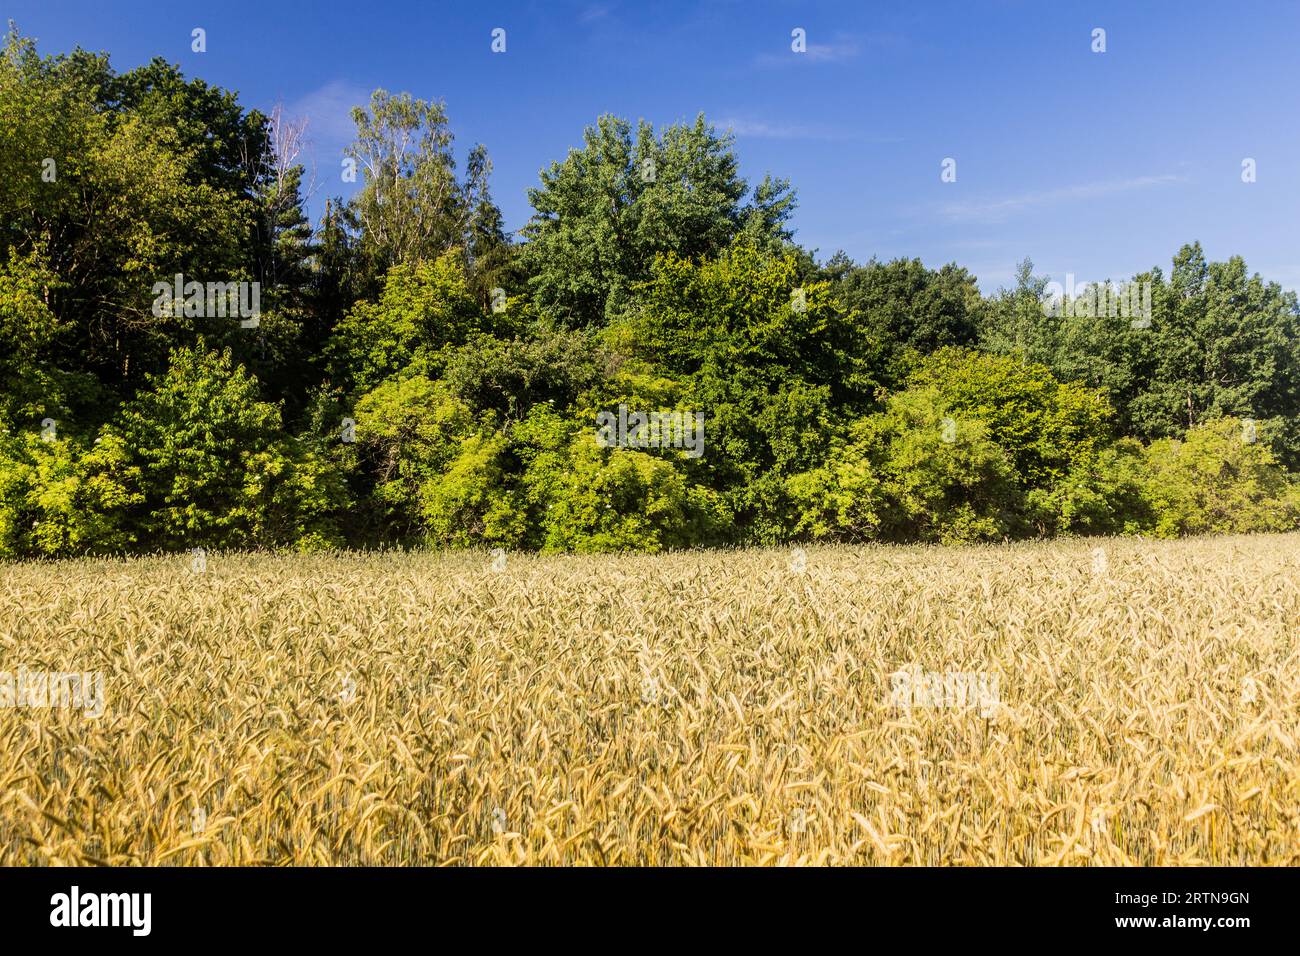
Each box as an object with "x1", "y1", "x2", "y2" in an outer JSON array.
[
  {"x1": 755, "y1": 35, "x2": 859, "y2": 67},
  {"x1": 718, "y1": 117, "x2": 838, "y2": 141},
  {"x1": 755, "y1": 32, "x2": 909, "y2": 68},
  {"x1": 938, "y1": 175, "x2": 1187, "y2": 224},
  {"x1": 804, "y1": 39, "x2": 860, "y2": 63},
  {"x1": 716, "y1": 117, "x2": 898, "y2": 143},
  {"x1": 286, "y1": 79, "x2": 373, "y2": 155},
  {"x1": 578, "y1": 4, "x2": 614, "y2": 24}
]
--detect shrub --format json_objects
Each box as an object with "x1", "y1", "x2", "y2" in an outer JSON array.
[
  {"x1": 104, "y1": 345, "x2": 344, "y2": 550},
  {"x1": 1141, "y1": 417, "x2": 1300, "y2": 537}
]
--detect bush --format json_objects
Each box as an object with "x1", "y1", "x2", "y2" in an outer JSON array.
[
  {"x1": 0, "y1": 429, "x2": 140, "y2": 558},
  {"x1": 103, "y1": 345, "x2": 344, "y2": 550},
  {"x1": 1141, "y1": 417, "x2": 1300, "y2": 537},
  {"x1": 327, "y1": 252, "x2": 501, "y2": 395},
  {"x1": 907, "y1": 347, "x2": 1113, "y2": 489},
  {"x1": 1026, "y1": 439, "x2": 1152, "y2": 536},
  {"x1": 789, "y1": 388, "x2": 1020, "y2": 544},
  {"x1": 419, "y1": 432, "x2": 526, "y2": 548},
  {"x1": 536, "y1": 436, "x2": 721, "y2": 553},
  {"x1": 349, "y1": 373, "x2": 478, "y2": 536}
]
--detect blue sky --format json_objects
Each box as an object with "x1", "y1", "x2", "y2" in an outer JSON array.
[{"x1": 8, "y1": 0, "x2": 1300, "y2": 292}]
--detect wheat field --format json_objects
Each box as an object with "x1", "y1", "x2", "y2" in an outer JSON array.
[{"x1": 1, "y1": 534, "x2": 1297, "y2": 866}]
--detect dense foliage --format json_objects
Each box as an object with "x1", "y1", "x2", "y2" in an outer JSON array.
[{"x1": 2, "y1": 28, "x2": 1298, "y2": 558}]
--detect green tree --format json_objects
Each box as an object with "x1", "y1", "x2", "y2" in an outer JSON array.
[
  {"x1": 984, "y1": 246, "x2": 1300, "y2": 467},
  {"x1": 442, "y1": 326, "x2": 606, "y2": 420},
  {"x1": 531, "y1": 435, "x2": 723, "y2": 554},
  {"x1": 828, "y1": 256, "x2": 986, "y2": 373},
  {"x1": 0, "y1": 28, "x2": 256, "y2": 396},
  {"x1": 0, "y1": 428, "x2": 140, "y2": 559},
  {"x1": 0, "y1": 247, "x2": 63, "y2": 426},
  {"x1": 1027, "y1": 439, "x2": 1152, "y2": 537},
  {"x1": 790, "y1": 389, "x2": 1020, "y2": 544},
  {"x1": 907, "y1": 347, "x2": 1113, "y2": 490},
  {"x1": 625, "y1": 239, "x2": 878, "y2": 404},
  {"x1": 420, "y1": 432, "x2": 526, "y2": 548},
  {"x1": 104, "y1": 345, "x2": 343, "y2": 550},
  {"x1": 348, "y1": 373, "x2": 478, "y2": 540},
  {"x1": 344, "y1": 89, "x2": 508, "y2": 297},
  {"x1": 326, "y1": 251, "x2": 492, "y2": 396},
  {"x1": 1141, "y1": 417, "x2": 1300, "y2": 537},
  {"x1": 521, "y1": 114, "x2": 795, "y2": 325}
]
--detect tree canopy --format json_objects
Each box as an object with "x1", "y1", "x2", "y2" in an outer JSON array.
[{"x1": 3, "y1": 25, "x2": 1298, "y2": 559}]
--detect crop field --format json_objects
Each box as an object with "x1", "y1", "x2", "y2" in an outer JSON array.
[{"x1": 1, "y1": 534, "x2": 1298, "y2": 866}]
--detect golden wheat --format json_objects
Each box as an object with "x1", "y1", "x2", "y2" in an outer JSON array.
[{"x1": 0, "y1": 534, "x2": 1297, "y2": 865}]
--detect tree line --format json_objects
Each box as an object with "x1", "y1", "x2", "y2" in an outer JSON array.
[{"x1": 2, "y1": 27, "x2": 1298, "y2": 558}]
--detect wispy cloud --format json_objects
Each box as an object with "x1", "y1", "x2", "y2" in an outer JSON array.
[
  {"x1": 277, "y1": 80, "x2": 372, "y2": 215},
  {"x1": 717, "y1": 117, "x2": 899, "y2": 144},
  {"x1": 578, "y1": 4, "x2": 614, "y2": 24},
  {"x1": 937, "y1": 174, "x2": 1188, "y2": 224},
  {"x1": 754, "y1": 31, "x2": 907, "y2": 68},
  {"x1": 755, "y1": 33, "x2": 859, "y2": 67},
  {"x1": 287, "y1": 79, "x2": 372, "y2": 156},
  {"x1": 803, "y1": 38, "x2": 860, "y2": 63}
]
